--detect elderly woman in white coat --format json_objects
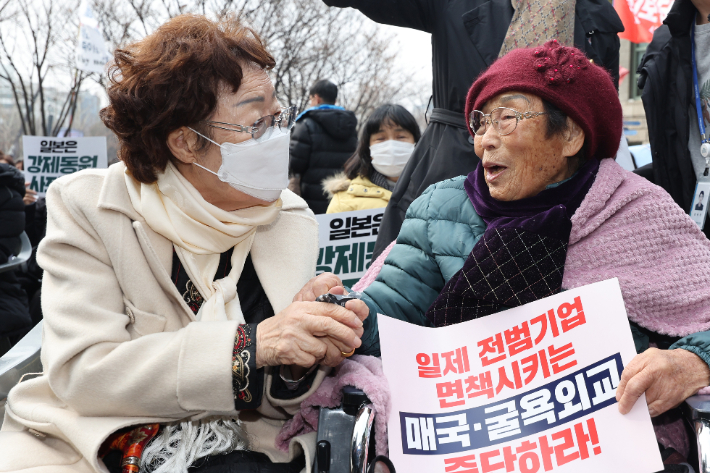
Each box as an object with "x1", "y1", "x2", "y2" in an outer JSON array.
[{"x1": 0, "y1": 14, "x2": 367, "y2": 473}]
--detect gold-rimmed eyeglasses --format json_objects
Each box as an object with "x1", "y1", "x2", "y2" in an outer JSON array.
[
  {"x1": 204, "y1": 106, "x2": 297, "y2": 142},
  {"x1": 469, "y1": 107, "x2": 547, "y2": 136}
]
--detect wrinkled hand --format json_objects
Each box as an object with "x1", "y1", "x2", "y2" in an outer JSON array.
[
  {"x1": 256, "y1": 299, "x2": 369, "y2": 368},
  {"x1": 23, "y1": 183, "x2": 37, "y2": 206},
  {"x1": 293, "y1": 272, "x2": 343, "y2": 302},
  {"x1": 616, "y1": 348, "x2": 710, "y2": 417}
]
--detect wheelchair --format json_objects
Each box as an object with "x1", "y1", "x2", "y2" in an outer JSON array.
[{"x1": 0, "y1": 322, "x2": 391, "y2": 473}]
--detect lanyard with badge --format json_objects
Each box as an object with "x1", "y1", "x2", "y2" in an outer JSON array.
[{"x1": 689, "y1": 18, "x2": 710, "y2": 229}]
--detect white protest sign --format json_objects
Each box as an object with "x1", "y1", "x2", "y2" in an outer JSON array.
[
  {"x1": 378, "y1": 278, "x2": 663, "y2": 473},
  {"x1": 315, "y1": 208, "x2": 384, "y2": 286},
  {"x1": 75, "y1": 0, "x2": 111, "y2": 74},
  {"x1": 22, "y1": 135, "x2": 108, "y2": 197}
]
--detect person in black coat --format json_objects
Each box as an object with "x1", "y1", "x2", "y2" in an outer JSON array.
[
  {"x1": 638, "y1": 0, "x2": 710, "y2": 237},
  {"x1": 289, "y1": 80, "x2": 358, "y2": 214},
  {"x1": 323, "y1": 0, "x2": 624, "y2": 258},
  {"x1": 0, "y1": 162, "x2": 33, "y2": 351}
]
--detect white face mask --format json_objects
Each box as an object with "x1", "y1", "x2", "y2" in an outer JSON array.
[
  {"x1": 369, "y1": 140, "x2": 415, "y2": 178},
  {"x1": 189, "y1": 127, "x2": 290, "y2": 202}
]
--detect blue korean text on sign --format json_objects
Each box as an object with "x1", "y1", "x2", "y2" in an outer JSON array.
[{"x1": 399, "y1": 353, "x2": 623, "y2": 456}]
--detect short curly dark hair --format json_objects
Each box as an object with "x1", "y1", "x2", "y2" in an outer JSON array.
[{"x1": 100, "y1": 14, "x2": 275, "y2": 183}]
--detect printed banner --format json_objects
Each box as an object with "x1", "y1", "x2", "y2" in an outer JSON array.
[
  {"x1": 315, "y1": 208, "x2": 384, "y2": 286},
  {"x1": 75, "y1": 0, "x2": 111, "y2": 74},
  {"x1": 614, "y1": 0, "x2": 672, "y2": 43},
  {"x1": 378, "y1": 278, "x2": 663, "y2": 472},
  {"x1": 22, "y1": 135, "x2": 108, "y2": 197}
]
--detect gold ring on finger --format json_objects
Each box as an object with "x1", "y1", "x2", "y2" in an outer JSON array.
[{"x1": 341, "y1": 348, "x2": 355, "y2": 358}]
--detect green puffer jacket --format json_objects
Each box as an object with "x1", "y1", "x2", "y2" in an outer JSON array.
[
  {"x1": 357, "y1": 176, "x2": 710, "y2": 366},
  {"x1": 358, "y1": 176, "x2": 484, "y2": 355}
]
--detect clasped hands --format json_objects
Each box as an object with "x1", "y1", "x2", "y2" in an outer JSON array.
[{"x1": 255, "y1": 273, "x2": 366, "y2": 369}]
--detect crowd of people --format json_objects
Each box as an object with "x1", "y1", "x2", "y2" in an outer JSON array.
[
  {"x1": 1, "y1": 0, "x2": 710, "y2": 471},
  {"x1": 287, "y1": 82, "x2": 422, "y2": 215},
  {"x1": 0, "y1": 152, "x2": 44, "y2": 356}
]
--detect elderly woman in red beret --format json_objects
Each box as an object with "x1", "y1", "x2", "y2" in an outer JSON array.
[{"x1": 348, "y1": 40, "x2": 710, "y2": 467}]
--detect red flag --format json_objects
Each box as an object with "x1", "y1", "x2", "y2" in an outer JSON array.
[{"x1": 614, "y1": 0, "x2": 673, "y2": 43}]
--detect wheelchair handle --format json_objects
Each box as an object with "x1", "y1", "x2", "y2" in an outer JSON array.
[
  {"x1": 351, "y1": 404, "x2": 375, "y2": 473},
  {"x1": 317, "y1": 440, "x2": 331, "y2": 473}
]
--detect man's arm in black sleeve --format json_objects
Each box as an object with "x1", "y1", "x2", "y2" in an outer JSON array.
[{"x1": 322, "y1": 0, "x2": 436, "y2": 33}]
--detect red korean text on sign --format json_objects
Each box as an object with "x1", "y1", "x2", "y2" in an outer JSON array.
[
  {"x1": 556, "y1": 297, "x2": 586, "y2": 333},
  {"x1": 417, "y1": 353, "x2": 441, "y2": 378},
  {"x1": 478, "y1": 333, "x2": 507, "y2": 367},
  {"x1": 442, "y1": 418, "x2": 601, "y2": 473},
  {"x1": 437, "y1": 342, "x2": 578, "y2": 407},
  {"x1": 417, "y1": 347, "x2": 471, "y2": 379},
  {"x1": 478, "y1": 296, "x2": 588, "y2": 369},
  {"x1": 437, "y1": 379, "x2": 466, "y2": 408}
]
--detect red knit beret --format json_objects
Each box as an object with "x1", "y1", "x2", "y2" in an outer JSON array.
[{"x1": 465, "y1": 40, "x2": 622, "y2": 159}]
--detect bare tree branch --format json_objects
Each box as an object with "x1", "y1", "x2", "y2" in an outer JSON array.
[
  {"x1": 0, "y1": 0, "x2": 425, "y2": 157},
  {"x1": 0, "y1": 0, "x2": 90, "y2": 142}
]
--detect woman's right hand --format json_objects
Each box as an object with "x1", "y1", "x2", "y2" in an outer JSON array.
[{"x1": 255, "y1": 299, "x2": 368, "y2": 368}]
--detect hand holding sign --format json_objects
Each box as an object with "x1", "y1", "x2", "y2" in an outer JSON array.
[{"x1": 616, "y1": 347, "x2": 710, "y2": 417}]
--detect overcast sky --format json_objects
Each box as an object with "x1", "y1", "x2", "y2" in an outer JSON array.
[
  {"x1": 5, "y1": 5, "x2": 435, "y2": 114},
  {"x1": 381, "y1": 24, "x2": 433, "y2": 95},
  {"x1": 383, "y1": 25, "x2": 433, "y2": 112}
]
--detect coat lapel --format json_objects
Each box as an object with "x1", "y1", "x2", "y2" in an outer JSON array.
[
  {"x1": 132, "y1": 221, "x2": 196, "y2": 322},
  {"x1": 462, "y1": 0, "x2": 514, "y2": 68}
]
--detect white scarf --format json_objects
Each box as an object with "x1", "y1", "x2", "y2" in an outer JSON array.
[
  {"x1": 125, "y1": 162, "x2": 282, "y2": 472},
  {"x1": 124, "y1": 161, "x2": 281, "y2": 323}
]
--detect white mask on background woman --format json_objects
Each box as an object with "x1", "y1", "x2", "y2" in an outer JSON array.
[
  {"x1": 369, "y1": 140, "x2": 415, "y2": 178},
  {"x1": 190, "y1": 127, "x2": 290, "y2": 201}
]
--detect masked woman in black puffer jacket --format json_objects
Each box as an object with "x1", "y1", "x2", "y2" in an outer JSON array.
[{"x1": 0, "y1": 162, "x2": 33, "y2": 352}]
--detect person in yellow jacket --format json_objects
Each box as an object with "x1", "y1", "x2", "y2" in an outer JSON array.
[{"x1": 323, "y1": 104, "x2": 421, "y2": 213}]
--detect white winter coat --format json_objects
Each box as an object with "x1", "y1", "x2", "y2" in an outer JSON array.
[{"x1": 0, "y1": 162, "x2": 325, "y2": 472}]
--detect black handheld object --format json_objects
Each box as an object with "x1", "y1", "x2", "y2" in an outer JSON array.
[{"x1": 315, "y1": 292, "x2": 361, "y2": 307}]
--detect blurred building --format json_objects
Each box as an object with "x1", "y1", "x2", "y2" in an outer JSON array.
[{"x1": 0, "y1": 81, "x2": 106, "y2": 157}]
